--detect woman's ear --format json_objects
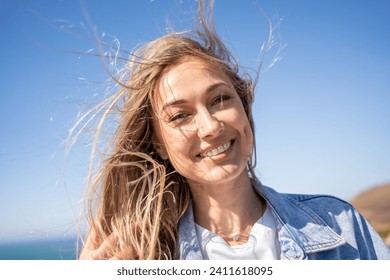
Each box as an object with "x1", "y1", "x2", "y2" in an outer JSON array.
[
  {"x1": 152, "y1": 133, "x2": 169, "y2": 160},
  {"x1": 151, "y1": 120, "x2": 169, "y2": 160},
  {"x1": 154, "y1": 143, "x2": 169, "y2": 160}
]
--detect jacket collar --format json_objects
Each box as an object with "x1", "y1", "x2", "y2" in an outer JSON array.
[
  {"x1": 178, "y1": 203, "x2": 204, "y2": 260},
  {"x1": 253, "y1": 180, "x2": 346, "y2": 259}
]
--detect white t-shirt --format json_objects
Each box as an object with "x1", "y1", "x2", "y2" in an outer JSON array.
[{"x1": 195, "y1": 204, "x2": 281, "y2": 260}]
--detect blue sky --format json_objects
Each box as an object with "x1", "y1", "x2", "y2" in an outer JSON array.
[{"x1": 0, "y1": 0, "x2": 389, "y2": 241}]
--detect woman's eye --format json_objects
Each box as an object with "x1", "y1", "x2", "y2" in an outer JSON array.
[
  {"x1": 212, "y1": 94, "x2": 231, "y2": 107},
  {"x1": 169, "y1": 113, "x2": 189, "y2": 123}
]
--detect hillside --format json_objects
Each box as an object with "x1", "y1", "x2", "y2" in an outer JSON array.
[{"x1": 350, "y1": 183, "x2": 390, "y2": 246}]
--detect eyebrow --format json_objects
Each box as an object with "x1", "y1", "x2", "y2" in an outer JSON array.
[{"x1": 161, "y1": 82, "x2": 232, "y2": 111}]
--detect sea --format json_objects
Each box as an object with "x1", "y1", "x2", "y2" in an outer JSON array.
[{"x1": 0, "y1": 236, "x2": 78, "y2": 260}]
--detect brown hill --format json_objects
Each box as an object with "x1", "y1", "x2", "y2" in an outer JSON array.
[{"x1": 350, "y1": 183, "x2": 390, "y2": 246}]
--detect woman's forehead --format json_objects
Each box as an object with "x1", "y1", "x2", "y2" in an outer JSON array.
[{"x1": 154, "y1": 57, "x2": 232, "y2": 106}]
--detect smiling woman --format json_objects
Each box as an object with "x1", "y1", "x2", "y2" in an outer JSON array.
[
  {"x1": 76, "y1": 0, "x2": 390, "y2": 260},
  {"x1": 152, "y1": 57, "x2": 254, "y2": 186}
]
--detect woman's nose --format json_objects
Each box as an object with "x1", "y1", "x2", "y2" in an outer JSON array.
[{"x1": 196, "y1": 108, "x2": 224, "y2": 139}]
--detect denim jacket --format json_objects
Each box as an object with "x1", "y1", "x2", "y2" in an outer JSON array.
[{"x1": 178, "y1": 180, "x2": 390, "y2": 260}]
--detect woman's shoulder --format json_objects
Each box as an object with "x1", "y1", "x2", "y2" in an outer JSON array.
[{"x1": 253, "y1": 182, "x2": 390, "y2": 259}]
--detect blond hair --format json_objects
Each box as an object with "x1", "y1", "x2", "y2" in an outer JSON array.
[{"x1": 78, "y1": 0, "x2": 258, "y2": 259}]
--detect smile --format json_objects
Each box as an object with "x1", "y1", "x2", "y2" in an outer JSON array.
[{"x1": 199, "y1": 141, "x2": 232, "y2": 158}]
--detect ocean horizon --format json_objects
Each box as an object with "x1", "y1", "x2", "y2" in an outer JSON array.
[{"x1": 0, "y1": 236, "x2": 78, "y2": 260}]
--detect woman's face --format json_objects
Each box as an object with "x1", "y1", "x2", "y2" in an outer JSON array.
[{"x1": 152, "y1": 57, "x2": 253, "y2": 187}]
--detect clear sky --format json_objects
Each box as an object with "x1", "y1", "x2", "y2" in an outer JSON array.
[{"x1": 0, "y1": 0, "x2": 389, "y2": 241}]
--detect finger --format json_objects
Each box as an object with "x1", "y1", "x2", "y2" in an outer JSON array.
[
  {"x1": 109, "y1": 245, "x2": 137, "y2": 260},
  {"x1": 91, "y1": 233, "x2": 119, "y2": 260},
  {"x1": 79, "y1": 230, "x2": 101, "y2": 260}
]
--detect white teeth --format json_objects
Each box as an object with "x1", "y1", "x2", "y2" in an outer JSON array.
[{"x1": 200, "y1": 141, "x2": 232, "y2": 158}]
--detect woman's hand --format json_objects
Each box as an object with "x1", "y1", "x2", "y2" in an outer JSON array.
[{"x1": 79, "y1": 230, "x2": 136, "y2": 260}]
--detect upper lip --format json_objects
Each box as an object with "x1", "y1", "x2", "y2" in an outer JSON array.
[{"x1": 196, "y1": 139, "x2": 234, "y2": 157}]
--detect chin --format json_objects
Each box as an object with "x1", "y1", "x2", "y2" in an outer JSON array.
[{"x1": 189, "y1": 165, "x2": 246, "y2": 185}]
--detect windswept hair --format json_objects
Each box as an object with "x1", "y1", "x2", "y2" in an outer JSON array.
[{"x1": 77, "y1": 0, "x2": 262, "y2": 259}]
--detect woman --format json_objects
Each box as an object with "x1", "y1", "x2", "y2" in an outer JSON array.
[{"x1": 78, "y1": 1, "x2": 390, "y2": 260}]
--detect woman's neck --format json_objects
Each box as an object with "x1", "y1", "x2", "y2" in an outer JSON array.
[{"x1": 189, "y1": 172, "x2": 265, "y2": 245}]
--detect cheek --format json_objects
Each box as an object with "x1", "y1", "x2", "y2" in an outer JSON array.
[
  {"x1": 230, "y1": 107, "x2": 253, "y2": 145},
  {"x1": 243, "y1": 116, "x2": 253, "y2": 146},
  {"x1": 226, "y1": 106, "x2": 251, "y2": 127},
  {"x1": 158, "y1": 126, "x2": 191, "y2": 156},
  {"x1": 165, "y1": 134, "x2": 190, "y2": 156},
  {"x1": 164, "y1": 139, "x2": 195, "y2": 176}
]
